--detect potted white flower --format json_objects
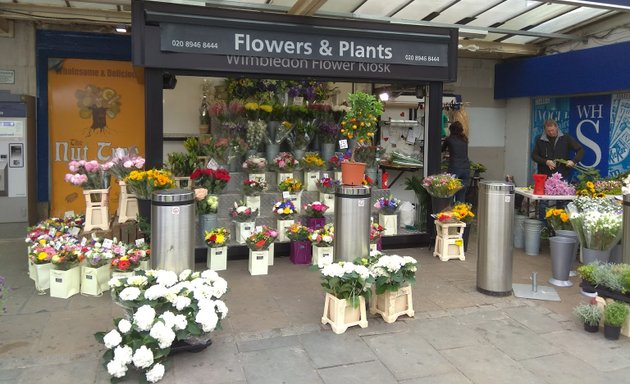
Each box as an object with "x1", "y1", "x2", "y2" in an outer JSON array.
[{"x1": 366, "y1": 254, "x2": 418, "y2": 323}]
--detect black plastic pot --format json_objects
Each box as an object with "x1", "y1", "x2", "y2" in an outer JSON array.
[
  {"x1": 604, "y1": 324, "x2": 621, "y2": 340},
  {"x1": 583, "y1": 323, "x2": 599, "y2": 333}
]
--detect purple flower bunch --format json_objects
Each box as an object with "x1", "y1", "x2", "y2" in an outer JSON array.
[
  {"x1": 544, "y1": 172, "x2": 576, "y2": 196},
  {"x1": 374, "y1": 196, "x2": 402, "y2": 215},
  {"x1": 329, "y1": 150, "x2": 352, "y2": 170},
  {"x1": 318, "y1": 121, "x2": 340, "y2": 144}
]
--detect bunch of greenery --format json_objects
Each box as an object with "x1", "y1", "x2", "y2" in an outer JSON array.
[
  {"x1": 573, "y1": 302, "x2": 602, "y2": 326},
  {"x1": 166, "y1": 152, "x2": 197, "y2": 177},
  {"x1": 604, "y1": 301, "x2": 629, "y2": 327}
]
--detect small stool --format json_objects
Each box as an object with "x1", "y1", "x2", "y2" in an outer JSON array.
[
  {"x1": 433, "y1": 220, "x2": 466, "y2": 261},
  {"x1": 117, "y1": 181, "x2": 138, "y2": 223},
  {"x1": 83, "y1": 188, "x2": 110, "y2": 232}
]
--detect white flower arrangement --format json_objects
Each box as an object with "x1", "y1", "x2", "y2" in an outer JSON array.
[
  {"x1": 622, "y1": 175, "x2": 630, "y2": 195},
  {"x1": 566, "y1": 197, "x2": 623, "y2": 251},
  {"x1": 97, "y1": 269, "x2": 228, "y2": 382},
  {"x1": 320, "y1": 261, "x2": 374, "y2": 307},
  {"x1": 368, "y1": 254, "x2": 418, "y2": 294}
]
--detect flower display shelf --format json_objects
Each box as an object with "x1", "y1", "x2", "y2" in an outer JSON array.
[
  {"x1": 433, "y1": 221, "x2": 466, "y2": 262},
  {"x1": 248, "y1": 249, "x2": 269, "y2": 275},
  {"x1": 312, "y1": 245, "x2": 333, "y2": 268},
  {"x1": 244, "y1": 195, "x2": 261, "y2": 216},
  {"x1": 321, "y1": 293, "x2": 368, "y2": 334},
  {"x1": 369, "y1": 286, "x2": 415, "y2": 323},
  {"x1": 379, "y1": 213, "x2": 398, "y2": 236},
  {"x1": 50, "y1": 266, "x2": 81, "y2": 299},
  {"x1": 117, "y1": 181, "x2": 138, "y2": 224},
  {"x1": 319, "y1": 192, "x2": 335, "y2": 213},
  {"x1": 207, "y1": 246, "x2": 227, "y2": 271},
  {"x1": 80, "y1": 265, "x2": 111, "y2": 297},
  {"x1": 83, "y1": 188, "x2": 111, "y2": 232},
  {"x1": 305, "y1": 171, "x2": 320, "y2": 191}
]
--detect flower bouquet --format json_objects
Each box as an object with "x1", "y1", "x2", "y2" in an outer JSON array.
[
  {"x1": 451, "y1": 202, "x2": 475, "y2": 223},
  {"x1": 320, "y1": 261, "x2": 373, "y2": 308},
  {"x1": 229, "y1": 201, "x2": 258, "y2": 222},
  {"x1": 51, "y1": 243, "x2": 87, "y2": 270},
  {"x1": 593, "y1": 179, "x2": 623, "y2": 195},
  {"x1": 190, "y1": 168, "x2": 231, "y2": 195},
  {"x1": 205, "y1": 227, "x2": 230, "y2": 248},
  {"x1": 242, "y1": 157, "x2": 267, "y2": 174},
  {"x1": 544, "y1": 172, "x2": 576, "y2": 196},
  {"x1": 64, "y1": 159, "x2": 110, "y2": 190},
  {"x1": 246, "y1": 119, "x2": 267, "y2": 152},
  {"x1": 272, "y1": 199, "x2": 297, "y2": 219},
  {"x1": 300, "y1": 152, "x2": 325, "y2": 171},
  {"x1": 127, "y1": 241, "x2": 151, "y2": 270},
  {"x1": 125, "y1": 169, "x2": 175, "y2": 200},
  {"x1": 287, "y1": 223, "x2": 312, "y2": 264},
  {"x1": 101, "y1": 269, "x2": 228, "y2": 383},
  {"x1": 194, "y1": 188, "x2": 219, "y2": 214},
  {"x1": 567, "y1": 196, "x2": 622, "y2": 251},
  {"x1": 310, "y1": 225, "x2": 334, "y2": 247},
  {"x1": 105, "y1": 152, "x2": 146, "y2": 181},
  {"x1": 111, "y1": 252, "x2": 142, "y2": 273},
  {"x1": 84, "y1": 240, "x2": 115, "y2": 268},
  {"x1": 316, "y1": 177, "x2": 340, "y2": 194},
  {"x1": 370, "y1": 223, "x2": 385, "y2": 244},
  {"x1": 421, "y1": 173, "x2": 462, "y2": 198},
  {"x1": 369, "y1": 255, "x2": 418, "y2": 294},
  {"x1": 303, "y1": 201, "x2": 329, "y2": 219},
  {"x1": 545, "y1": 207, "x2": 573, "y2": 232},
  {"x1": 269, "y1": 152, "x2": 299, "y2": 172},
  {"x1": 286, "y1": 223, "x2": 311, "y2": 241},
  {"x1": 278, "y1": 177, "x2": 303, "y2": 193},
  {"x1": 329, "y1": 150, "x2": 352, "y2": 171},
  {"x1": 318, "y1": 120, "x2": 340, "y2": 144},
  {"x1": 374, "y1": 196, "x2": 401, "y2": 215},
  {"x1": 245, "y1": 226, "x2": 278, "y2": 251},
  {"x1": 242, "y1": 178, "x2": 268, "y2": 196}
]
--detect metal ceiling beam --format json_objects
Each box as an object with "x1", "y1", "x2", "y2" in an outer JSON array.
[
  {"x1": 288, "y1": 0, "x2": 327, "y2": 16},
  {"x1": 544, "y1": 1, "x2": 630, "y2": 12},
  {"x1": 0, "y1": 3, "x2": 129, "y2": 25}
]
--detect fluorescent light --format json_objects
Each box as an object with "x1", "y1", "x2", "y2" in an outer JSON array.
[
  {"x1": 115, "y1": 25, "x2": 127, "y2": 33},
  {"x1": 379, "y1": 92, "x2": 389, "y2": 101}
]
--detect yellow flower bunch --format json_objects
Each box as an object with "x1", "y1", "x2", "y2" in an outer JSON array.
[
  {"x1": 205, "y1": 227, "x2": 230, "y2": 248},
  {"x1": 300, "y1": 152, "x2": 325, "y2": 170},
  {"x1": 452, "y1": 202, "x2": 475, "y2": 223},
  {"x1": 545, "y1": 207, "x2": 573, "y2": 231},
  {"x1": 278, "y1": 177, "x2": 303, "y2": 193},
  {"x1": 124, "y1": 169, "x2": 174, "y2": 199},
  {"x1": 286, "y1": 223, "x2": 310, "y2": 241},
  {"x1": 577, "y1": 181, "x2": 597, "y2": 197}
]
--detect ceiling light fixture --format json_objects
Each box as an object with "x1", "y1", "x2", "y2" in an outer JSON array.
[
  {"x1": 379, "y1": 92, "x2": 389, "y2": 102},
  {"x1": 115, "y1": 25, "x2": 127, "y2": 33}
]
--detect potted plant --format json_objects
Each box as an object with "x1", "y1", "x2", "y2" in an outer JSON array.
[
  {"x1": 309, "y1": 225, "x2": 334, "y2": 268},
  {"x1": 374, "y1": 196, "x2": 402, "y2": 236},
  {"x1": 194, "y1": 188, "x2": 219, "y2": 243},
  {"x1": 421, "y1": 173, "x2": 463, "y2": 214},
  {"x1": 100, "y1": 269, "x2": 228, "y2": 382},
  {"x1": 205, "y1": 227, "x2": 230, "y2": 271},
  {"x1": 229, "y1": 201, "x2": 258, "y2": 244},
  {"x1": 573, "y1": 301, "x2": 602, "y2": 333},
  {"x1": 242, "y1": 178, "x2": 268, "y2": 215},
  {"x1": 366, "y1": 254, "x2": 418, "y2": 323},
  {"x1": 603, "y1": 300, "x2": 629, "y2": 340},
  {"x1": 272, "y1": 199, "x2": 297, "y2": 242},
  {"x1": 269, "y1": 152, "x2": 299, "y2": 183},
  {"x1": 50, "y1": 241, "x2": 86, "y2": 299},
  {"x1": 452, "y1": 202, "x2": 475, "y2": 252},
  {"x1": 339, "y1": 92, "x2": 384, "y2": 186},
  {"x1": 370, "y1": 223, "x2": 385, "y2": 253},
  {"x1": 125, "y1": 169, "x2": 176, "y2": 225},
  {"x1": 81, "y1": 239, "x2": 114, "y2": 297},
  {"x1": 286, "y1": 223, "x2": 312, "y2": 264},
  {"x1": 300, "y1": 152, "x2": 326, "y2": 191},
  {"x1": 320, "y1": 261, "x2": 373, "y2": 334},
  {"x1": 166, "y1": 152, "x2": 197, "y2": 188},
  {"x1": 278, "y1": 177, "x2": 303, "y2": 213},
  {"x1": 302, "y1": 201, "x2": 329, "y2": 230},
  {"x1": 315, "y1": 177, "x2": 340, "y2": 213},
  {"x1": 245, "y1": 226, "x2": 278, "y2": 275}
]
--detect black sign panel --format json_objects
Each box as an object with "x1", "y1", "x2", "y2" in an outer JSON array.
[{"x1": 160, "y1": 24, "x2": 448, "y2": 68}]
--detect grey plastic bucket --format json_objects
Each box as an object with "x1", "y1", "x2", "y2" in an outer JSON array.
[
  {"x1": 555, "y1": 229, "x2": 579, "y2": 270},
  {"x1": 523, "y1": 219, "x2": 542, "y2": 256},
  {"x1": 513, "y1": 214, "x2": 527, "y2": 249},
  {"x1": 549, "y1": 236, "x2": 576, "y2": 282}
]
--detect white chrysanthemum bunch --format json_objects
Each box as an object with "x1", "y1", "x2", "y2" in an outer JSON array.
[
  {"x1": 320, "y1": 261, "x2": 374, "y2": 307},
  {"x1": 368, "y1": 254, "x2": 418, "y2": 294},
  {"x1": 567, "y1": 197, "x2": 622, "y2": 251},
  {"x1": 98, "y1": 268, "x2": 229, "y2": 382}
]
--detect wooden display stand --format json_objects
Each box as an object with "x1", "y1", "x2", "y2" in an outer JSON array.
[
  {"x1": 321, "y1": 293, "x2": 368, "y2": 334},
  {"x1": 370, "y1": 285, "x2": 415, "y2": 323},
  {"x1": 83, "y1": 188, "x2": 110, "y2": 232},
  {"x1": 433, "y1": 220, "x2": 466, "y2": 261},
  {"x1": 117, "y1": 181, "x2": 138, "y2": 223}
]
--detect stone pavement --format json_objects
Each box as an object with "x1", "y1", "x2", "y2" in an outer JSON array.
[{"x1": 2, "y1": 235, "x2": 630, "y2": 384}]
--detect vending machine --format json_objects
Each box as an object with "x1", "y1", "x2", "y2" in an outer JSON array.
[{"x1": 0, "y1": 92, "x2": 36, "y2": 226}]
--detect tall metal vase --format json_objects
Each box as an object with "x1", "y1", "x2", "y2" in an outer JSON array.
[
  {"x1": 320, "y1": 143, "x2": 335, "y2": 165},
  {"x1": 198, "y1": 213, "x2": 218, "y2": 244}
]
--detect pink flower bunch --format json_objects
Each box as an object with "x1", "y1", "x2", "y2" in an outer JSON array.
[
  {"x1": 65, "y1": 173, "x2": 88, "y2": 186},
  {"x1": 544, "y1": 172, "x2": 576, "y2": 196},
  {"x1": 242, "y1": 157, "x2": 267, "y2": 173},
  {"x1": 303, "y1": 202, "x2": 329, "y2": 218},
  {"x1": 269, "y1": 152, "x2": 299, "y2": 172},
  {"x1": 105, "y1": 153, "x2": 145, "y2": 180},
  {"x1": 65, "y1": 159, "x2": 109, "y2": 189}
]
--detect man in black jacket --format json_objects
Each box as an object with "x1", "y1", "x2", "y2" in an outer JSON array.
[
  {"x1": 531, "y1": 119, "x2": 584, "y2": 220},
  {"x1": 532, "y1": 119, "x2": 584, "y2": 180}
]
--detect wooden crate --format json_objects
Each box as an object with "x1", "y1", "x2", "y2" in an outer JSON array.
[{"x1": 111, "y1": 218, "x2": 143, "y2": 243}]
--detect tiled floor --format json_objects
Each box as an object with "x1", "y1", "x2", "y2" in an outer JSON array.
[{"x1": 2, "y1": 233, "x2": 630, "y2": 383}]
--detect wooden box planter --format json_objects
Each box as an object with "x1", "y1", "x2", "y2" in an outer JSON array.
[
  {"x1": 117, "y1": 181, "x2": 138, "y2": 223},
  {"x1": 321, "y1": 293, "x2": 368, "y2": 334},
  {"x1": 83, "y1": 188, "x2": 111, "y2": 232},
  {"x1": 369, "y1": 285, "x2": 415, "y2": 323},
  {"x1": 433, "y1": 221, "x2": 466, "y2": 261}
]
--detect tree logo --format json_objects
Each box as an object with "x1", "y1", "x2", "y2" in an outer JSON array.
[{"x1": 75, "y1": 85, "x2": 121, "y2": 136}]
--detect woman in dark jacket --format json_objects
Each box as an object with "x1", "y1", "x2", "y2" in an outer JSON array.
[{"x1": 441, "y1": 121, "x2": 470, "y2": 202}]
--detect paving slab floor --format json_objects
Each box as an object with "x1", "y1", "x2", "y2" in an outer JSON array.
[{"x1": 2, "y1": 231, "x2": 630, "y2": 384}]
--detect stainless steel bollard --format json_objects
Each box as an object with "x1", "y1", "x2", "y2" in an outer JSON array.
[
  {"x1": 476, "y1": 181, "x2": 515, "y2": 296},
  {"x1": 334, "y1": 185, "x2": 371, "y2": 262},
  {"x1": 151, "y1": 189, "x2": 195, "y2": 273}
]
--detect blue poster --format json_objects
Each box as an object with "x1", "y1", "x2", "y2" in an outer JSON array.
[
  {"x1": 530, "y1": 97, "x2": 570, "y2": 182},
  {"x1": 570, "y1": 95, "x2": 611, "y2": 177}
]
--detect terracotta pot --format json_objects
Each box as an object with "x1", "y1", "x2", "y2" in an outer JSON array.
[{"x1": 340, "y1": 161, "x2": 366, "y2": 186}]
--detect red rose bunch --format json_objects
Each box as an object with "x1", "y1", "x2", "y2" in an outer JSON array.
[{"x1": 190, "y1": 167, "x2": 231, "y2": 194}]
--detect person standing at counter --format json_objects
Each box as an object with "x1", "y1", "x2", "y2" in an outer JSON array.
[
  {"x1": 441, "y1": 121, "x2": 470, "y2": 203},
  {"x1": 532, "y1": 119, "x2": 584, "y2": 181},
  {"x1": 531, "y1": 118, "x2": 584, "y2": 219}
]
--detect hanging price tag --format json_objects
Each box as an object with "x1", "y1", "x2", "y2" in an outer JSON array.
[
  {"x1": 282, "y1": 191, "x2": 291, "y2": 199},
  {"x1": 339, "y1": 139, "x2": 348, "y2": 149}
]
